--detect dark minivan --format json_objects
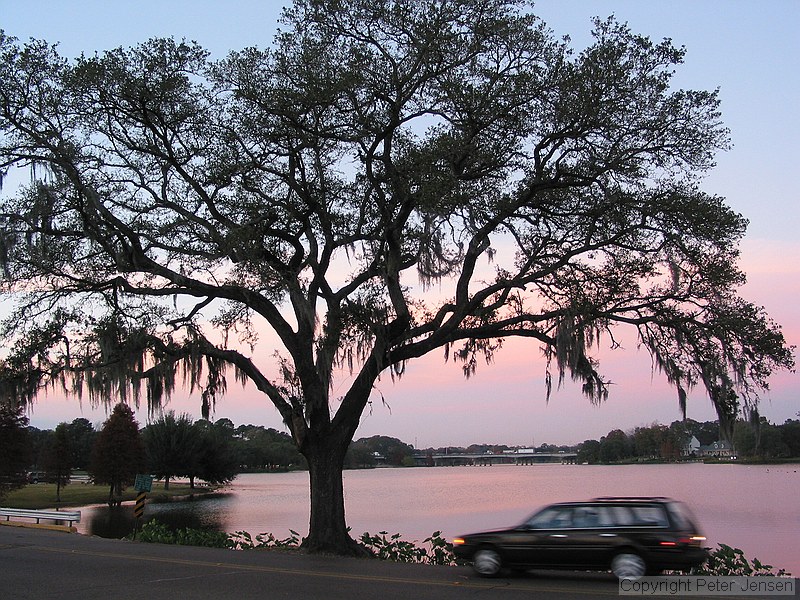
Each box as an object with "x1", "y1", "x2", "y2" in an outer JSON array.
[{"x1": 452, "y1": 496, "x2": 707, "y2": 579}]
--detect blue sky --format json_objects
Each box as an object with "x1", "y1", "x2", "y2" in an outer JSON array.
[{"x1": 2, "y1": 0, "x2": 798, "y2": 446}]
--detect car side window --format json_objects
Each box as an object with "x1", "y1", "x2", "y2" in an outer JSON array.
[
  {"x1": 606, "y1": 505, "x2": 669, "y2": 527},
  {"x1": 629, "y1": 505, "x2": 669, "y2": 526},
  {"x1": 573, "y1": 507, "x2": 602, "y2": 528},
  {"x1": 549, "y1": 507, "x2": 574, "y2": 529},
  {"x1": 582, "y1": 505, "x2": 615, "y2": 527},
  {"x1": 607, "y1": 506, "x2": 635, "y2": 526}
]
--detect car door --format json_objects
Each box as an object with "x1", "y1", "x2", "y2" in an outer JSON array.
[
  {"x1": 533, "y1": 505, "x2": 618, "y2": 569},
  {"x1": 510, "y1": 505, "x2": 621, "y2": 569},
  {"x1": 556, "y1": 505, "x2": 621, "y2": 569},
  {"x1": 502, "y1": 506, "x2": 578, "y2": 567}
]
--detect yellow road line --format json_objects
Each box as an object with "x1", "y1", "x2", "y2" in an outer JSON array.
[{"x1": 32, "y1": 545, "x2": 621, "y2": 596}]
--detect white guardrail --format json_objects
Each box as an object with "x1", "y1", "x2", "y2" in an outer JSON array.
[{"x1": 0, "y1": 507, "x2": 81, "y2": 527}]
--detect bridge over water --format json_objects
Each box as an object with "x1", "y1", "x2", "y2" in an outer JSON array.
[{"x1": 413, "y1": 451, "x2": 578, "y2": 466}]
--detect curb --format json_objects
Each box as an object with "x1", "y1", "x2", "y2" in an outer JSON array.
[{"x1": 0, "y1": 520, "x2": 77, "y2": 534}]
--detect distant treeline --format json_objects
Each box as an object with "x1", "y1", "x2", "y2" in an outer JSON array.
[
  {"x1": 20, "y1": 415, "x2": 426, "y2": 482},
  {"x1": 20, "y1": 414, "x2": 800, "y2": 481},
  {"x1": 23, "y1": 417, "x2": 306, "y2": 480},
  {"x1": 364, "y1": 416, "x2": 800, "y2": 465},
  {"x1": 575, "y1": 417, "x2": 800, "y2": 464}
]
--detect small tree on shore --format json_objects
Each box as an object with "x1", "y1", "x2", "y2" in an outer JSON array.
[
  {"x1": 66, "y1": 418, "x2": 97, "y2": 471},
  {"x1": 190, "y1": 419, "x2": 238, "y2": 488},
  {"x1": 41, "y1": 422, "x2": 72, "y2": 502},
  {"x1": 89, "y1": 404, "x2": 144, "y2": 506},
  {"x1": 142, "y1": 411, "x2": 198, "y2": 490},
  {"x1": 0, "y1": 402, "x2": 31, "y2": 501}
]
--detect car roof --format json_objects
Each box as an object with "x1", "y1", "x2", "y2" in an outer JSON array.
[
  {"x1": 590, "y1": 496, "x2": 674, "y2": 503},
  {"x1": 545, "y1": 497, "x2": 676, "y2": 507}
]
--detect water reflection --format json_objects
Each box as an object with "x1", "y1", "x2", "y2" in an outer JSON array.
[
  {"x1": 71, "y1": 465, "x2": 800, "y2": 573},
  {"x1": 85, "y1": 505, "x2": 136, "y2": 539},
  {"x1": 80, "y1": 492, "x2": 233, "y2": 539}
]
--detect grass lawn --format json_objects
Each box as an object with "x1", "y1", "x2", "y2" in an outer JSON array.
[{"x1": 2, "y1": 481, "x2": 210, "y2": 509}]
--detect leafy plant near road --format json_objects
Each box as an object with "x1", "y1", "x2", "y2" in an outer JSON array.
[
  {"x1": 134, "y1": 519, "x2": 456, "y2": 565},
  {"x1": 359, "y1": 531, "x2": 457, "y2": 566},
  {"x1": 228, "y1": 529, "x2": 302, "y2": 550},
  {"x1": 134, "y1": 519, "x2": 231, "y2": 548},
  {"x1": 691, "y1": 544, "x2": 791, "y2": 577},
  {"x1": 135, "y1": 521, "x2": 794, "y2": 576}
]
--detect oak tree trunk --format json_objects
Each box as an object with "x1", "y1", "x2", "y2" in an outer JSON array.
[{"x1": 300, "y1": 436, "x2": 367, "y2": 555}]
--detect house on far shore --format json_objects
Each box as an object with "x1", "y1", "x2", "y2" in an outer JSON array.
[
  {"x1": 700, "y1": 440, "x2": 735, "y2": 459},
  {"x1": 682, "y1": 436, "x2": 701, "y2": 457}
]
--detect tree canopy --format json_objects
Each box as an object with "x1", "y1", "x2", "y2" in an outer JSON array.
[
  {"x1": 0, "y1": 402, "x2": 31, "y2": 500},
  {"x1": 142, "y1": 411, "x2": 198, "y2": 489},
  {"x1": 89, "y1": 403, "x2": 145, "y2": 505},
  {"x1": 41, "y1": 421, "x2": 71, "y2": 501},
  {"x1": 190, "y1": 418, "x2": 239, "y2": 487},
  {"x1": 0, "y1": 0, "x2": 793, "y2": 552},
  {"x1": 233, "y1": 423, "x2": 305, "y2": 470}
]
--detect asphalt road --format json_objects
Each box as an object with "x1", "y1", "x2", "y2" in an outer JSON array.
[
  {"x1": 5, "y1": 524, "x2": 792, "y2": 600},
  {"x1": 1, "y1": 524, "x2": 628, "y2": 600}
]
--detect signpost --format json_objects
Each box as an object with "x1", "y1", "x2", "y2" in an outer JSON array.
[
  {"x1": 134, "y1": 492, "x2": 146, "y2": 519},
  {"x1": 132, "y1": 474, "x2": 153, "y2": 538},
  {"x1": 134, "y1": 474, "x2": 153, "y2": 493}
]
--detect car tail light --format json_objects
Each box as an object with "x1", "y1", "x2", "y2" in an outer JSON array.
[
  {"x1": 452, "y1": 537, "x2": 466, "y2": 546},
  {"x1": 687, "y1": 536, "x2": 706, "y2": 546},
  {"x1": 661, "y1": 536, "x2": 706, "y2": 547},
  {"x1": 659, "y1": 535, "x2": 706, "y2": 547}
]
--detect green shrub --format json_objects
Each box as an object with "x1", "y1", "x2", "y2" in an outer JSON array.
[
  {"x1": 692, "y1": 544, "x2": 791, "y2": 577},
  {"x1": 133, "y1": 519, "x2": 230, "y2": 548},
  {"x1": 133, "y1": 520, "x2": 457, "y2": 565},
  {"x1": 228, "y1": 529, "x2": 301, "y2": 550},
  {"x1": 360, "y1": 531, "x2": 428, "y2": 563},
  {"x1": 359, "y1": 530, "x2": 458, "y2": 566},
  {"x1": 423, "y1": 531, "x2": 459, "y2": 566}
]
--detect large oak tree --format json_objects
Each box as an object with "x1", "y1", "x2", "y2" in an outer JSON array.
[{"x1": 0, "y1": 1, "x2": 793, "y2": 553}]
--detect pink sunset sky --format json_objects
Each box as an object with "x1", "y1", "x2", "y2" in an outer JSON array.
[{"x1": 2, "y1": 0, "x2": 798, "y2": 447}]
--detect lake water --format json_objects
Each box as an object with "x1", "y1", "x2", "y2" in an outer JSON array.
[{"x1": 75, "y1": 463, "x2": 800, "y2": 573}]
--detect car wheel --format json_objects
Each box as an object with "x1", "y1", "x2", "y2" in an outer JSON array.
[
  {"x1": 611, "y1": 552, "x2": 647, "y2": 580},
  {"x1": 473, "y1": 547, "x2": 503, "y2": 577}
]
